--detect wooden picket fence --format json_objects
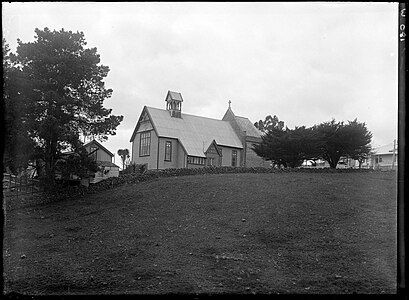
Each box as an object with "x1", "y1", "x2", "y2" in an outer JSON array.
[{"x1": 3, "y1": 173, "x2": 44, "y2": 198}]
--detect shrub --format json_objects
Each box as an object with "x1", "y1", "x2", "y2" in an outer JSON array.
[
  {"x1": 121, "y1": 163, "x2": 147, "y2": 175},
  {"x1": 16, "y1": 166, "x2": 375, "y2": 207}
]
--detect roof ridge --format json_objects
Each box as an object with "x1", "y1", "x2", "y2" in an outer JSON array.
[
  {"x1": 83, "y1": 139, "x2": 114, "y2": 157},
  {"x1": 146, "y1": 106, "x2": 231, "y2": 123}
]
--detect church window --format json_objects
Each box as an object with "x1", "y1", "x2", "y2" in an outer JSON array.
[
  {"x1": 165, "y1": 141, "x2": 172, "y2": 161},
  {"x1": 187, "y1": 156, "x2": 205, "y2": 165},
  {"x1": 232, "y1": 150, "x2": 237, "y2": 167},
  {"x1": 139, "y1": 131, "x2": 151, "y2": 156}
]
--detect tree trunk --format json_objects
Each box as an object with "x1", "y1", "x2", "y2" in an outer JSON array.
[
  {"x1": 44, "y1": 134, "x2": 58, "y2": 187},
  {"x1": 324, "y1": 153, "x2": 339, "y2": 168},
  {"x1": 329, "y1": 160, "x2": 337, "y2": 168}
]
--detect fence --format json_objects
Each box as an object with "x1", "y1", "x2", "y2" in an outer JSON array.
[{"x1": 3, "y1": 173, "x2": 44, "y2": 198}]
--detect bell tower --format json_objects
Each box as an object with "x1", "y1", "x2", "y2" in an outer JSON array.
[{"x1": 165, "y1": 90, "x2": 183, "y2": 118}]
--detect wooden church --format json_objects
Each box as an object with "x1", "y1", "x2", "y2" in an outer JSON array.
[{"x1": 129, "y1": 91, "x2": 269, "y2": 169}]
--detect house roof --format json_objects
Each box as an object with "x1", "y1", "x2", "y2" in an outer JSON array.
[
  {"x1": 140, "y1": 106, "x2": 243, "y2": 157},
  {"x1": 83, "y1": 140, "x2": 114, "y2": 157},
  {"x1": 372, "y1": 144, "x2": 398, "y2": 155},
  {"x1": 234, "y1": 115, "x2": 264, "y2": 138},
  {"x1": 166, "y1": 90, "x2": 183, "y2": 102}
]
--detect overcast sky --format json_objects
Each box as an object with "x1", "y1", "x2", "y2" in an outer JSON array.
[{"x1": 2, "y1": 2, "x2": 399, "y2": 166}]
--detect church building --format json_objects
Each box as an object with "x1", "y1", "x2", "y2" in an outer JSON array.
[{"x1": 129, "y1": 91, "x2": 269, "y2": 170}]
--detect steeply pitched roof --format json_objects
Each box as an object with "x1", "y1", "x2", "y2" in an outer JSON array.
[
  {"x1": 83, "y1": 140, "x2": 114, "y2": 157},
  {"x1": 166, "y1": 90, "x2": 183, "y2": 102},
  {"x1": 145, "y1": 107, "x2": 243, "y2": 157},
  {"x1": 234, "y1": 115, "x2": 264, "y2": 138}
]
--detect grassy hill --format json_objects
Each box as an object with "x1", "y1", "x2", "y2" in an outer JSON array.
[{"x1": 3, "y1": 171, "x2": 397, "y2": 294}]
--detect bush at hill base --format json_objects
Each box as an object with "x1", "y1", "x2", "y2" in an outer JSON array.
[{"x1": 9, "y1": 166, "x2": 377, "y2": 208}]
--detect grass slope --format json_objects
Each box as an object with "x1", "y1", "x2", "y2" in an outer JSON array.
[{"x1": 3, "y1": 172, "x2": 397, "y2": 294}]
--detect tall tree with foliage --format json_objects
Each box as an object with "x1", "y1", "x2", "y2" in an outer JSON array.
[
  {"x1": 117, "y1": 149, "x2": 130, "y2": 170},
  {"x1": 254, "y1": 115, "x2": 284, "y2": 133},
  {"x1": 5, "y1": 28, "x2": 123, "y2": 183},
  {"x1": 3, "y1": 39, "x2": 36, "y2": 174},
  {"x1": 314, "y1": 119, "x2": 372, "y2": 168},
  {"x1": 253, "y1": 126, "x2": 322, "y2": 168},
  {"x1": 338, "y1": 119, "x2": 372, "y2": 168}
]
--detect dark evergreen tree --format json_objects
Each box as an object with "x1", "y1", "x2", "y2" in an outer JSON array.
[
  {"x1": 3, "y1": 39, "x2": 36, "y2": 174},
  {"x1": 253, "y1": 118, "x2": 371, "y2": 169},
  {"x1": 253, "y1": 126, "x2": 321, "y2": 168},
  {"x1": 4, "y1": 28, "x2": 123, "y2": 183},
  {"x1": 314, "y1": 119, "x2": 372, "y2": 168}
]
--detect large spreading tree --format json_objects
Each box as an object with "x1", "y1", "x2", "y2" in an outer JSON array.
[
  {"x1": 253, "y1": 116, "x2": 372, "y2": 169},
  {"x1": 3, "y1": 28, "x2": 123, "y2": 182},
  {"x1": 253, "y1": 126, "x2": 322, "y2": 168},
  {"x1": 313, "y1": 119, "x2": 372, "y2": 168}
]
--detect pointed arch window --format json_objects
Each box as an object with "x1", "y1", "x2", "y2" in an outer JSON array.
[
  {"x1": 165, "y1": 141, "x2": 172, "y2": 161},
  {"x1": 232, "y1": 150, "x2": 237, "y2": 167}
]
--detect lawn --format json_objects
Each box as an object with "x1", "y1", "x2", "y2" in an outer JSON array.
[{"x1": 3, "y1": 171, "x2": 397, "y2": 295}]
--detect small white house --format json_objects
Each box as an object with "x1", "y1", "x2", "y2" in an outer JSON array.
[
  {"x1": 83, "y1": 140, "x2": 120, "y2": 183},
  {"x1": 370, "y1": 144, "x2": 398, "y2": 170}
]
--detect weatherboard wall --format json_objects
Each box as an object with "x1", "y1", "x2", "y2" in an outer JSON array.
[
  {"x1": 84, "y1": 145, "x2": 112, "y2": 162},
  {"x1": 131, "y1": 129, "x2": 159, "y2": 170},
  {"x1": 219, "y1": 146, "x2": 242, "y2": 167},
  {"x1": 157, "y1": 137, "x2": 179, "y2": 169}
]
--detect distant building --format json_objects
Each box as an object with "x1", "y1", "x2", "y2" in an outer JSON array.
[
  {"x1": 302, "y1": 157, "x2": 364, "y2": 169},
  {"x1": 83, "y1": 139, "x2": 120, "y2": 183},
  {"x1": 129, "y1": 91, "x2": 270, "y2": 170},
  {"x1": 370, "y1": 143, "x2": 398, "y2": 170}
]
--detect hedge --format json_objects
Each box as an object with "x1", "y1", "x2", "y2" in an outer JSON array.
[{"x1": 7, "y1": 166, "x2": 381, "y2": 209}]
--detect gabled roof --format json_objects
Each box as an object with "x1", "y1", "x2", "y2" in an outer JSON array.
[
  {"x1": 234, "y1": 115, "x2": 264, "y2": 138},
  {"x1": 166, "y1": 90, "x2": 183, "y2": 102},
  {"x1": 83, "y1": 140, "x2": 114, "y2": 157},
  {"x1": 205, "y1": 140, "x2": 222, "y2": 156},
  {"x1": 222, "y1": 106, "x2": 263, "y2": 140},
  {"x1": 131, "y1": 107, "x2": 243, "y2": 158}
]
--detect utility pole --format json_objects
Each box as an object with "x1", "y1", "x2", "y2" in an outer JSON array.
[{"x1": 391, "y1": 139, "x2": 396, "y2": 170}]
